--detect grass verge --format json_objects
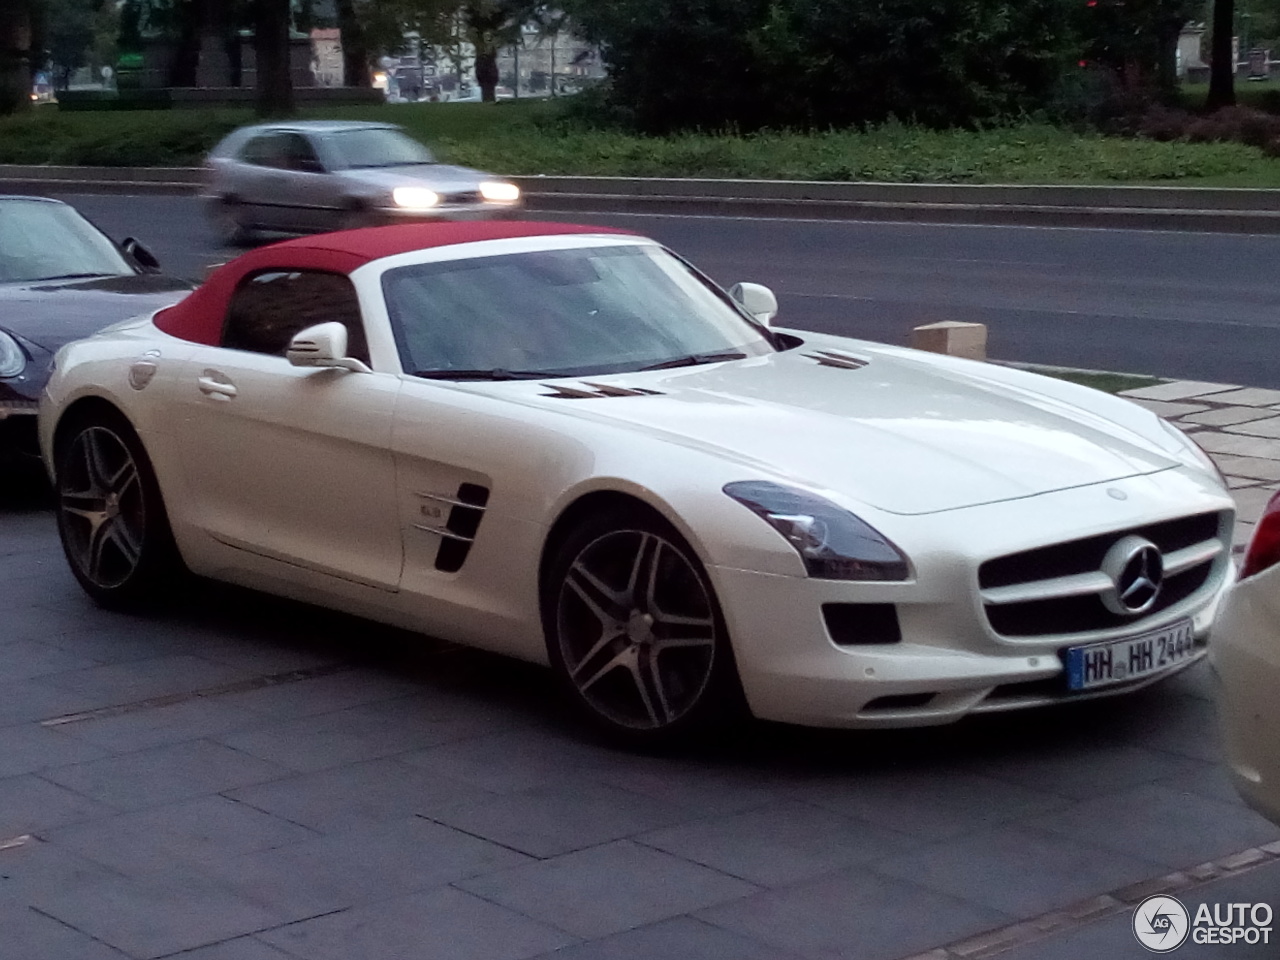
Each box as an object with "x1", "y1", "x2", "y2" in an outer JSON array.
[{"x1": 2, "y1": 100, "x2": 1279, "y2": 186}]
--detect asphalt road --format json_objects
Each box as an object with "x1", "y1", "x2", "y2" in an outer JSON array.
[{"x1": 59, "y1": 192, "x2": 1280, "y2": 388}]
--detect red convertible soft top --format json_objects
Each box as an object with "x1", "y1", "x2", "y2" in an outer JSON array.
[{"x1": 154, "y1": 221, "x2": 636, "y2": 346}]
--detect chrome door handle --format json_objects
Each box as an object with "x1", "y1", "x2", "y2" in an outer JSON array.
[{"x1": 197, "y1": 371, "x2": 237, "y2": 399}]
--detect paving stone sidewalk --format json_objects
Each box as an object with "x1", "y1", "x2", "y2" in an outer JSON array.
[
  {"x1": 0, "y1": 381, "x2": 1278, "y2": 960},
  {"x1": 1119, "y1": 379, "x2": 1280, "y2": 548}
]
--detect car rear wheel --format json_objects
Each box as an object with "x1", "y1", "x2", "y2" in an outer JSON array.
[
  {"x1": 544, "y1": 506, "x2": 746, "y2": 747},
  {"x1": 55, "y1": 412, "x2": 184, "y2": 609},
  {"x1": 209, "y1": 197, "x2": 252, "y2": 247}
]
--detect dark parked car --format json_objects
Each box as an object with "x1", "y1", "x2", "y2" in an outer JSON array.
[{"x1": 0, "y1": 196, "x2": 193, "y2": 458}]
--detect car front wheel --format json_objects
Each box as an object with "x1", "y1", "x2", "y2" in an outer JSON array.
[
  {"x1": 55, "y1": 412, "x2": 184, "y2": 609},
  {"x1": 544, "y1": 507, "x2": 745, "y2": 746}
]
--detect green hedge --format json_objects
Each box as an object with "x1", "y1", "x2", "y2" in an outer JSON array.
[{"x1": 1, "y1": 100, "x2": 1277, "y2": 186}]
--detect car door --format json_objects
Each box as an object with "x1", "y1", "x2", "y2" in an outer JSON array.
[
  {"x1": 235, "y1": 131, "x2": 293, "y2": 229},
  {"x1": 172, "y1": 268, "x2": 404, "y2": 592},
  {"x1": 274, "y1": 133, "x2": 339, "y2": 233}
]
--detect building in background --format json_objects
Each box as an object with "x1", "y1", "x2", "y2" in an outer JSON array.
[{"x1": 310, "y1": 28, "x2": 343, "y2": 87}]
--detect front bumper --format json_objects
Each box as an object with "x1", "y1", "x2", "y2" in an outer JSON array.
[
  {"x1": 707, "y1": 471, "x2": 1233, "y2": 728},
  {"x1": 0, "y1": 403, "x2": 39, "y2": 457},
  {"x1": 714, "y1": 563, "x2": 1215, "y2": 728},
  {"x1": 374, "y1": 201, "x2": 522, "y2": 223},
  {"x1": 1216, "y1": 564, "x2": 1280, "y2": 826}
]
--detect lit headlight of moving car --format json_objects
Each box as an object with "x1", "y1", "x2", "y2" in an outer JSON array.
[
  {"x1": 392, "y1": 187, "x2": 440, "y2": 210},
  {"x1": 479, "y1": 181, "x2": 521, "y2": 204},
  {"x1": 0, "y1": 331, "x2": 27, "y2": 379},
  {"x1": 724, "y1": 481, "x2": 910, "y2": 580}
]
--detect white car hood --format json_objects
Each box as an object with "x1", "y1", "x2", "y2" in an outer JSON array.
[
  {"x1": 508, "y1": 342, "x2": 1183, "y2": 516},
  {"x1": 337, "y1": 164, "x2": 490, "y2": 192}
]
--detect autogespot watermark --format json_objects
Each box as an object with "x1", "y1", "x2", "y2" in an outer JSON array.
[{"x1": 1132, "y1": 895, "x2": 1274, "y2": 952}]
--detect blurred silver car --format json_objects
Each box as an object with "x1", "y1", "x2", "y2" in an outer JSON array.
[{"x1": 201, "y1": 120, "x2": 523, "y2": 245}]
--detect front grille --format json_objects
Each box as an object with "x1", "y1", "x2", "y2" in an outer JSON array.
[
  {"x1": 978, "y1": 511, "x2": 1228, "y2": 639},
  {"x1": 443, "y1": 190, "x2": 482, "y2": 205}
]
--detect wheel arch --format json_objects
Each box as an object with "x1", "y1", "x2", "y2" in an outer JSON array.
[
  {"x1": 537, "y1": 483, "x2": 711, "y2": 604},
  {"x1": 51, "y1": 395, "x2": 137, "y2": 467}
]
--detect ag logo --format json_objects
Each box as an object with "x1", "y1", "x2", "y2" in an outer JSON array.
[{"x1": 1133, "y1": 895, "x2": 1190, "y2": 952}]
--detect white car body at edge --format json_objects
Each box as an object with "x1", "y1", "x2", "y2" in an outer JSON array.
[
  {"x1": 1216, "y1": 492, "x2": 1280, "y2": 825},
  {"x1": 39, "y1": 232, "x2": 1236, "y2": 729}
]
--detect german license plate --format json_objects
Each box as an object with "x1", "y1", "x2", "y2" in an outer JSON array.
[{"x1": 1065, "y1": 620, "x2": 1196, "y2": 691}]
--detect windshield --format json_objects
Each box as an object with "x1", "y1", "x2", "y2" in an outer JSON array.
[
  {"x1": 0, "y1": 200, "x2": 134, "y2": 284},
  {"x1": 326, "y1": 128, "x2": 436, "y2": 169},
  {"x1": 382, "y1": 243, "x2": 775, "y2": 379}
]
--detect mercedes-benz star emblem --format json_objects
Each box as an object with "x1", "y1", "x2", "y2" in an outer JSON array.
[{"x1": 1101, "y1": 536, "x2": 1165, "y2": 616}]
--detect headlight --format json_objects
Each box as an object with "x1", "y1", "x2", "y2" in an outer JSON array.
[
  {"x1": 0, "y1": 331, "x2": 27, "y2": 379},
  {"x1": 479, "y1": 181, "x2": 521, "y2": 203},
  {"x1": 724, "y1": 480, "x2": 910, "y2": 581},
  {"x1": 392, "y1": 187, "x2": 440, "y2": 209}
]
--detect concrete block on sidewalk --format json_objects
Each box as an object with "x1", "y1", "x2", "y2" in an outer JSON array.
[{"x1": 911, "y1": 321, "x2": 987, "y2": 361}]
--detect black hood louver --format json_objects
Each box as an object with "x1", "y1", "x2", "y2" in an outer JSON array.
[
  {"x1": 541, "y1": 382, "x2": 662, "y2": 399},
  {"x1": 805, "y1": 350, "x2": 869, "y2": 370}
]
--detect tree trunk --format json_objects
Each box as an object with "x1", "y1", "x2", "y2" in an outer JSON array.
[
  {"x1": 169, "y1": 0, "x2": 202, "y2": 87},
  {"x1": 0, "y1": 2, "x2": 33, "y2": 115},
  {"x1": 196, "y1": 0, "x2": 232, "y2": 88},
  {"x1": 334, "y1": 0, "x2": 369, "y2": 87},
  {"x1": 475, "y1": 46, "x2": 498, "y2": 101},
  {"x1": 1155, "y1": 15, "x2": 1186, "y2": 100},
  {"x1": 254, "y1": 0, "x2": 294, "y2": 117},
  {"x1": 1207, "y1": 0, "x2": 1236, "y2": 109}
]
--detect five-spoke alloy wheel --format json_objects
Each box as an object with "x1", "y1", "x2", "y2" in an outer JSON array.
[
  {"x1": 55, "y1": 412, "x2": 182, "y2": 608},
  {"x1": 546, "y1": 507, "x2": 744, "y2": 745}
]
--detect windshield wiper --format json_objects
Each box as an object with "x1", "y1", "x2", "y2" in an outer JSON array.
[
  {"x1": 637, "y1": 350, "x2": 747, "y2": 372},
  {"x1": 413, "y1": 368, "x2": 560, "y2": 381}
]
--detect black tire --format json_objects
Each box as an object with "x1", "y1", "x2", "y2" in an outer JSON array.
[
  {"x1": 209, "y1": 197, "x2": 252, "y2": 247},
  {"x1": 543, "y1": 504, "x2": 747, "y2": 748},
  {"x1": 54, "y1": 409, "x2": 186, "y2": 610}
]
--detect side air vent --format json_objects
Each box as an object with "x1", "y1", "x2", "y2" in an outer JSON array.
[
  {"x1": 414, "y1": 483, "x2": 491, "y2": 573},
  {"x1": 541, "y1": 382, "x2": 662, "y2": 399},
  {"x1": 806, "y1": 350, "x2": 869, "y2": 370}
]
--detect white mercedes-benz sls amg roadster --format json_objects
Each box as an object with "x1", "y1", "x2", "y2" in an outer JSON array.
[{"x1": 39, "y1": 221, "x2": 1236, "y2": 743}]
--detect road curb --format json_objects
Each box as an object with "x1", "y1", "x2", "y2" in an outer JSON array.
[{"x1": 4, "y1": 165, "x2": 1280, "y2": 231}]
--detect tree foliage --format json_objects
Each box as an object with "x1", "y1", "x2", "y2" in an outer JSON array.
[
  {"x1": 42, "y1": 0, "x2": 98, "y2": 89},
  {"x1": 567, "y1": 0, "x2": 1202, "y2": 132}
]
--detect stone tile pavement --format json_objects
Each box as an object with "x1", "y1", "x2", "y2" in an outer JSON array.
[
  {"x1": 1120, "y1": 379, "x2": 1280, "y2": 550},
  {"x1": 2, "y1": 381, "x2": 1279, "y2": 960}
]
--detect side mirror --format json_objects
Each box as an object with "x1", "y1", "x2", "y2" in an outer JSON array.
[
  {"x1": 122, "y1": 237, "x2": 161, "y2": 272},
  {"x1": 728, "y1": 282, "x2": 778, "y2": 326},
  {"x1": 286, "y1": 322, "x2": 371, "y2": 373}
]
